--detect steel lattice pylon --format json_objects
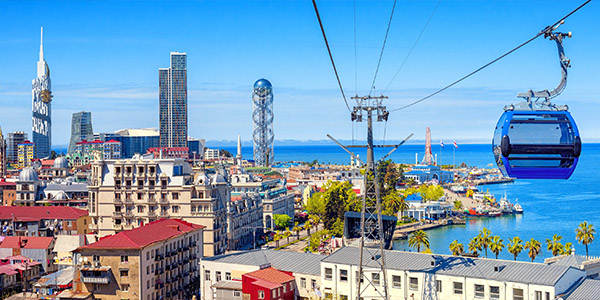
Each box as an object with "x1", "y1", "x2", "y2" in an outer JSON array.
[{"x1": 252, "y1": 79, "x2": 274, "y2": 167}]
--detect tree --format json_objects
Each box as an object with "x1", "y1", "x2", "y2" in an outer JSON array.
[
  {"x1": 489, "y1": 235, "x2": 504, "y2": 259},
  {"x1": 525, "y1": 238, "x2": 542, "y2": 262},
  {"x1": 309, "y1": 214, "x2": 321, "y2": 226},
  {"x1": 507, "y1": 237, "x2": 524, "y2": 261},
  {"x1": 321, "y1": 181, "x2": 356, "y2": 230},
  {"x1": 219, "y1": 149, "x2": 233, "y2": 157},
  {"x1": 468, "y1": 235, "x2": 482, "y2": 256},
  {"x1": 383, "y1": 190, "x2": 408, "y2": 217},
  {"x1": 308, "y1": 229, "x2": 329, "y2": 252},
  {"x1": 546, "y1": 234, "x2": 564, "y2": 257},
  {"x1": 293, "y1": 222, "x2": 302, "y2": 239},
  {"x1": 304, "y1": 222, "x2": 313, "y2": 236},
  {"x1": 330, "y1": 219, "x2": 344, "y2": 237},
  {"x1": 273, "y1": 231, "x2": 283, "y2": 248},
  {"x1": 408, "y1": 230, "x2": 429, "y2": 252},
  {"x1": 283, "y1": 229, "x2": 292, "y2": 244},
  {"x1": 273, "y1": 214, "x2": 291, "y2": 230},
  {"x1": 576, "y1": 221, "x2": 596, "y2": 258},
  {"x1": 562, "y1": 242, "x2": 573, "y2": 255},
  {"x1": 480, "y1": 228, "x2": 492, "y2": 258},
  {"x1": 449, "y1": 240, "x2": 464, "y2": 256},
  {"x1": 453, "y1": 200, "x2": 463, "y2": 211},
  {"x1": 306, "y1": 193, "x2": 326, "y2": 217}
]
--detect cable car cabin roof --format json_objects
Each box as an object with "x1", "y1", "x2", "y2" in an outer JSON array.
[{"x1": 492, "y1": 110, "x2": 581, "y2": 180}]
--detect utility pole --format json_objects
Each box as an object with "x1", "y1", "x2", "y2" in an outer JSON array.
[{"x1": 329, "y1": 95, "x2": 412, "y2": 300}]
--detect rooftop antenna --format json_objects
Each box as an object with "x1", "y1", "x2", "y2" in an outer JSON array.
[{"x1": 328, "y1": 94, "x2": 412, "y2": 300}]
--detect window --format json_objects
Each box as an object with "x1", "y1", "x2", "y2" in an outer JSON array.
[
  {"x1": 355, "y1": 271, "x2": 364, "y2": 283},
  {"x1": 93, "y1": 255, "x2": 100, "y2": 262},
  {"x1": 453, "y1": 282, "x2": 463, "y2": 295},
  {"x1": 311, "y1": 279, "x2": 316, "y2": 289},
  {"x1": 234, "y1": 291, "x2": 241, "y2": 297},
  {"x1": 340, "y1": 269, "x2": 348, "y2": 282},
  {"x1": 514, "y1": 288, "x2": 524, "y2": 300},
  {"x1": 372, "y1": 273, "x2": 380, "y2": 286},
  {"x1": 226, "y1": 272, "x2": 231, "y2": 280},
  {"x1": 172, "y1": 206, "x2": 179, "y2": 213},
  {"x1": 216, "y1": 271, "x2": 221, "y2": 282},
  {"x1": 146, "y1": 252, "x2": 149, "y2": 260},
  {"x1": 545, "y1": 292, "x2": 551, "y2": 300},
  {"x1": 120, "y1": 270, "x2": 129, "y2": 277},
  {"x1": 205, "y1": 270, "x2": 210, "y2": 280},
  {"x1": 436, "y1": 280, "x2": 442, "y2": 293},
  {"x1": 122, "y1": 284, "x2": 129, "y2": 292},
  {"x1": 325, "y1": 268, "x2": 333, "y2": 280},
  {"x1": 340, "y1": 296, "x2": 348, "y2": 300},
  {"x1": 475, "y1": 284, "x2": 484, "y2": 298},
  {"x1": 535, "y1": 291, "x2": 542, "y2": 300},
  {"x1": 172, "y1": 192, "x2": 179, "y2": 200},
  {"x1": 258, "y1": 290, "x2": 265, "y2": 299},
  {"x1": 300, "y1": 278, "x2": 306, "y2": 288},
  {"x1": 138, "y1": 206, "x2": 144, "y2": 213},
  {"x1": 146, "y1": 266, "x2": 149, "y2": 274},
  {"x1": 137, "y1": 193, "x2": 143, "y2": 200},
  {"x1": 283, "y1": 284, "x2": 287, "y2": 293},
  {"x1": 392, "y1": 275, "x2": 401, "y2": 288},
  {"x1": 409, "y1": 277, "x2": 418, "y2": 290},
  {"x1": 490, "y1": 286, "x2": 500, "y2": 299},
  {"x1": 121, "y1": 256, "x2": 128, "y2": 263}
]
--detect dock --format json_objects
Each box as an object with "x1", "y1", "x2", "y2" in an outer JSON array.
[{"x1": 392, "y1": 217, "x2": 464, "y2": 240}]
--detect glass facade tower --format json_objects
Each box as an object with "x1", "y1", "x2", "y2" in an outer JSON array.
[
  {"x1": 68, "y1": 111, "x2": 94, "y2": 154},
  {"x1": 159, "y1": 52, "x2": 188, "y2": 148},
  {"x1": 32, "y1": 27, "x2": 52, "y2": 158}
]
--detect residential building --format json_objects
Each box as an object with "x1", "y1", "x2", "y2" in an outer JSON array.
[
  {"x1": 103, "y1": 139, "x2": 121, "y2": 159},
  {"x1": 32, "y1": 27, "x2": 52, "y2": 159},
  {"x1": 204, "y1": 148, "x2": 219, "y2": 160},
  {"x1": 33, "y1": 266, "x2": 75, "y2": 297},
  {"x1": 0, "y1": 126, "x2": 6, "y2": 177},
  {"x1": 147, "y1": 147, "x2": 189, "y2": 159},
  {"x1": 17, "y1": 140, "x2": 36, "y2": 168},
  {"x1": 96, "y1": 128, "x2": 160, "y2": 159},
  {"x1": 53, "y1": 235, "x2": 88, "y2": 269},
  {"x1": 0, "y1": 264, "x2": 20, "y2": 294},
  {"x1": 67, "y1": 139, "x2": 121, "y2": 166},
  {"x1": 200, "y1": 249, "x2": 322, "y2": 300},
  {"x1": 0, "y1": 255, "x2": 43, "y2": 290},
  {"x1": 226, "y1": 193, "x2": 263, "y2": 251},
  {"x1": 72, "y1": 219, "x2": 204, "y2": 300},
  {"x1": 242, "y1": 267, "x2": 295, "y2": 300},
  {"x1": 88, "y1": 156, "x2": 229, "y2": 256},
  {"x1": 68, "y1": 111, "x2": 94, "y2": 155},
  {"x1": 41, "y1": 179, "x2": 89, "y2": 208},
  {"x1": 159, "y1": 52, "x2": 187, "y2": 148},
  {"x1": 288, "y1": 166, "x2": 362, "y2": 188},
  {"x1": 0, "y1": 237, "x2": 56, "y2": 273},
  {"x1": 319, "y1": 246, "x2": 585, "y2": 300},
  {"x1": 7, "y1": 131, "x2": 27, "y2": 163},
  {"x1": 0, "y1": 180, "x2": 16, "y2": 206},
  {"x1": 188, "y1": 138, "x2": 205, "y2": 159},
  {"x1": 15, "y1": 167, "x2": 42, "y2": 206},
  {"x1": 0, "y1": 206, "x2": 90, "y2": 236}
]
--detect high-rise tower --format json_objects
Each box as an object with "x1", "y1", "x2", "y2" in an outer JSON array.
[
  {"x1": 32, "y1": 27, "x2": 52, "y2": 159},
  {"x1": 7, "y1": 131, "x2": 27, "y2": 163},
  {"x1": 252, "y1": 79, "x2": 274, "y2": 166},
  {"x1": 68, "y1": 111, "x2": 94, "y2": 154},
  {"x1": 422, "y1": 127, "x2": 433, "y2": 165},
  {"x1": 159, "y1": 52, "x2": 188, "y2": 148},
  {"x1": 0, "y1": 126, "x2": 6, "y2": 176}
]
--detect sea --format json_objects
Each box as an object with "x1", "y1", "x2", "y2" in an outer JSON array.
[{"x1": 222, "y1": 143, "x2": 600, "y2": 262}]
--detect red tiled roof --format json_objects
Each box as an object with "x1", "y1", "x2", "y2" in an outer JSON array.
[
  {"x1": 0, "y1": 206, "x2": 88, "y2": 221},
  {"x1": 0, "y1": 236, "x2": 54, "y2": 249},
  {"x1": 0, "y1": 265, "x2": 19, "y2": 275},
  {"x1": 4, "y1": 255, "x2": 32, "y2": 261},
  {"x1": 104, "y1": 139, "x2": 121, "y2": 143},
  {"x1": 0, "y1": 181, "x2": 16, "y2": 187},
  {"x1": 245, "y1": 267, "x2": 294, "y2": 284},
  {"x1": 78, "y1": 219, "x2": 204, "y2": 250}
]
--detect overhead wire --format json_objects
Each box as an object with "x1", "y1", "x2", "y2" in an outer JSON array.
[
  {"x1": 389, "y1": 0, "x2": 592, "y2": 112},
  {"x1": 369, "y1": 0, "x2": 398, "y2": 96},
  {"x1": 311, "y1": 0, "x2": 351, "y2": 112},
  {"x1": 384, "y1": 0, "x2": 443, "y2": 92}
]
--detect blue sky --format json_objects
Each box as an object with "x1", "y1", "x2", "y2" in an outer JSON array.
[{"x1": 0, "y1": 0, "x2": 598, "y2": 147}]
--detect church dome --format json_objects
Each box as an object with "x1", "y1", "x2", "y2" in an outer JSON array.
[
  {"x1": 53, "y1": 157, "x2": 69, "y2": 169},
  {"x1": 19, "y1": 167, "x2": 38, "y2": 182}
]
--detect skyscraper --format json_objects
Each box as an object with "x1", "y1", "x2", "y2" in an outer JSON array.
[
  {"x1": 159, "y1": 52, "x2": 187, "y2": 148},
  {"x1": 7, "y1": 131, "x2": 27, "y2": 163},
  {"x1": 252, "y1": 79, "x2": 274, "y2": 166},
  {"x1": 0, "y1": 127, "x2": 6, "y2": 176},
  {"x1": 32, "y1": 27, "x2": 52, "y2": 158},
  {"x1": 68, "y1": 111, "x2": 94, "y2": 154}
]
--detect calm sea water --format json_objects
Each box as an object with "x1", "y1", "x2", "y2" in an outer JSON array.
[{"x1": 226, "y1": 143, "x2": 600, "y2": 262}]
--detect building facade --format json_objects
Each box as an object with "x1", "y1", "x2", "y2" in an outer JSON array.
[
  {"x1": 159, "y1": 52, "x2": 187, "y2": 148},
  {"x1": 7, "y1": 131, "x2": 27, "y2": 163},
  {"x1": 17, "y1": 141, "x2": 36, "y2": 168},
  {"x1": 97, "y1": 128, "x2": 160, "y2": 159},
  {"x1": 88, "y1": 157, "x2": 229, "y2": 256},
  {"x1": 68, "y1": 111, "x2": 94, "y2": 155},
  {"x1": 32, "y1": 27, "x2": 52, "y2": 159},
  {"x1": 0, "y1": 126, "x2": 6, "y2": 177},
  {"x1": 73, "y1": 219, "x2": 204, "y2": 300}
]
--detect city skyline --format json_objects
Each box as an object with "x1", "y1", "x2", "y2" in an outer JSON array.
[{"x1": 0, "y1": 1, "x2": 598, "y2": 147}]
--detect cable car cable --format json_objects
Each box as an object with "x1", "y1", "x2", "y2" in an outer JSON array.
[
  {"x1": 369, "y1": 0, "x2": 398, "y2": 97},
  {"x1": 388, "y1": 0, "x2": 592, "y2": 113},
  {"x1": 354, "y1": 0, "x2": 358, "y2": 96},
  {"x1": 383, "y1": 0, "x2": 443, "y2": 93},
  {"x1": 311, "y1": 0, "x2": 351, "y2": 112}
]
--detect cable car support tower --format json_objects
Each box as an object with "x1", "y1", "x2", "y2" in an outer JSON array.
[{"x1": 328, "y1": 95, "x2": 412, "y2": 300}]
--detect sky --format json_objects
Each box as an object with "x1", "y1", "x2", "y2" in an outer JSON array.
[{"x1": 0, "y1": 0, "x2": 598, "y2": 147}]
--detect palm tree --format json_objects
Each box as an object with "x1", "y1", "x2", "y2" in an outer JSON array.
[
  {"x1": 453, "y1": 200, "x2": 463, "y2": 211},
  {"x1": 408, "y1": 230, "x2": 429, "y2": 252},
  {"x1": 489, "y1": 236, "x2": 504, "y2": 259},
  {"x1": 525, "y1": 238, "x2": 542, "y2": 262},
  {"x1": 304, "y1": 222, "x2": 313, "y2": 236},
  {"x1": 273, "y1": 231, "x2": 283, "y2": 248},
  {"x1": 293, "y1": 222, "x2": 302, "y2": 240},
  {"x1": 449, "y1": 240, "x2": 464, "y2": 256},
  {"x1": 480, "y1": 228, "x2": 492, "y2": 258},
  {"x1": 561, "y1": 242, "x2": 573, "y2": 256},
  {"x1": 507, "y1": 237, "x2": 524, "y2": 261},
  {"x1": 468, "y1": 235, "x2": 482, "y2": 256},
  {"x1": 546, "y1": 234, "x2": 564, "y2": 256},
  {"x1": 283, "y1": 229, "x2": 292, "y2": 244},
  {"x1": 576, "y1": 221, "x2": 596, "y2": 258}
]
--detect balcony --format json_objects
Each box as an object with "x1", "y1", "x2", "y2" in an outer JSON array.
[
  {"x1": 81, "y1": 276, "x2": 110, "y2": 284},
  {"x1": 124, "y1": 211, "x2": 134, "y2": 217},
  {"x1": 113, "y1": 198, "x2": 122, "y2": 204},
  {"x1": 81, "y1": 267, "x2": 111, "y2": 284},
  {"x1": 148, "y1": 211, "x2": 157, "y2": 217},
  {"x1": 160, "y1": 211, "x2": 169, "y2": 217},
  {"x1": 113, "y1": 211, "x2": 123, "y2": 217},
  {"x1": 155, "y1": 254, "x2": 163, "y2": 261}
]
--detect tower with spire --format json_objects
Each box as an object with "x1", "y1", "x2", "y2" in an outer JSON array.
[{"x1": 32, "y1": 27, "x2": 52, "y2": 158}]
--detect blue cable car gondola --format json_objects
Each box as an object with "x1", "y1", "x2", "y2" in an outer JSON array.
[{"x1": 492, "y1": 24, "x2": 581, "y2": 179}]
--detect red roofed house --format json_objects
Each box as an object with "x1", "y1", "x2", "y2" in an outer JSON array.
[
  {"x1": 71, "y1": 219, "x2": 204, "y2": 300},
  {"x1": 146, "y1": 147, "x2": 189, "y2": 159},
  {"x1": 0, "y1": 236, "x2": 55, "y2": 273},
  {"x1": 0, "y1": 206, "x2": 90, "y2": 236},
  {"x1": 242, "y1": 267, "x2": 295, "y2": 300}
]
